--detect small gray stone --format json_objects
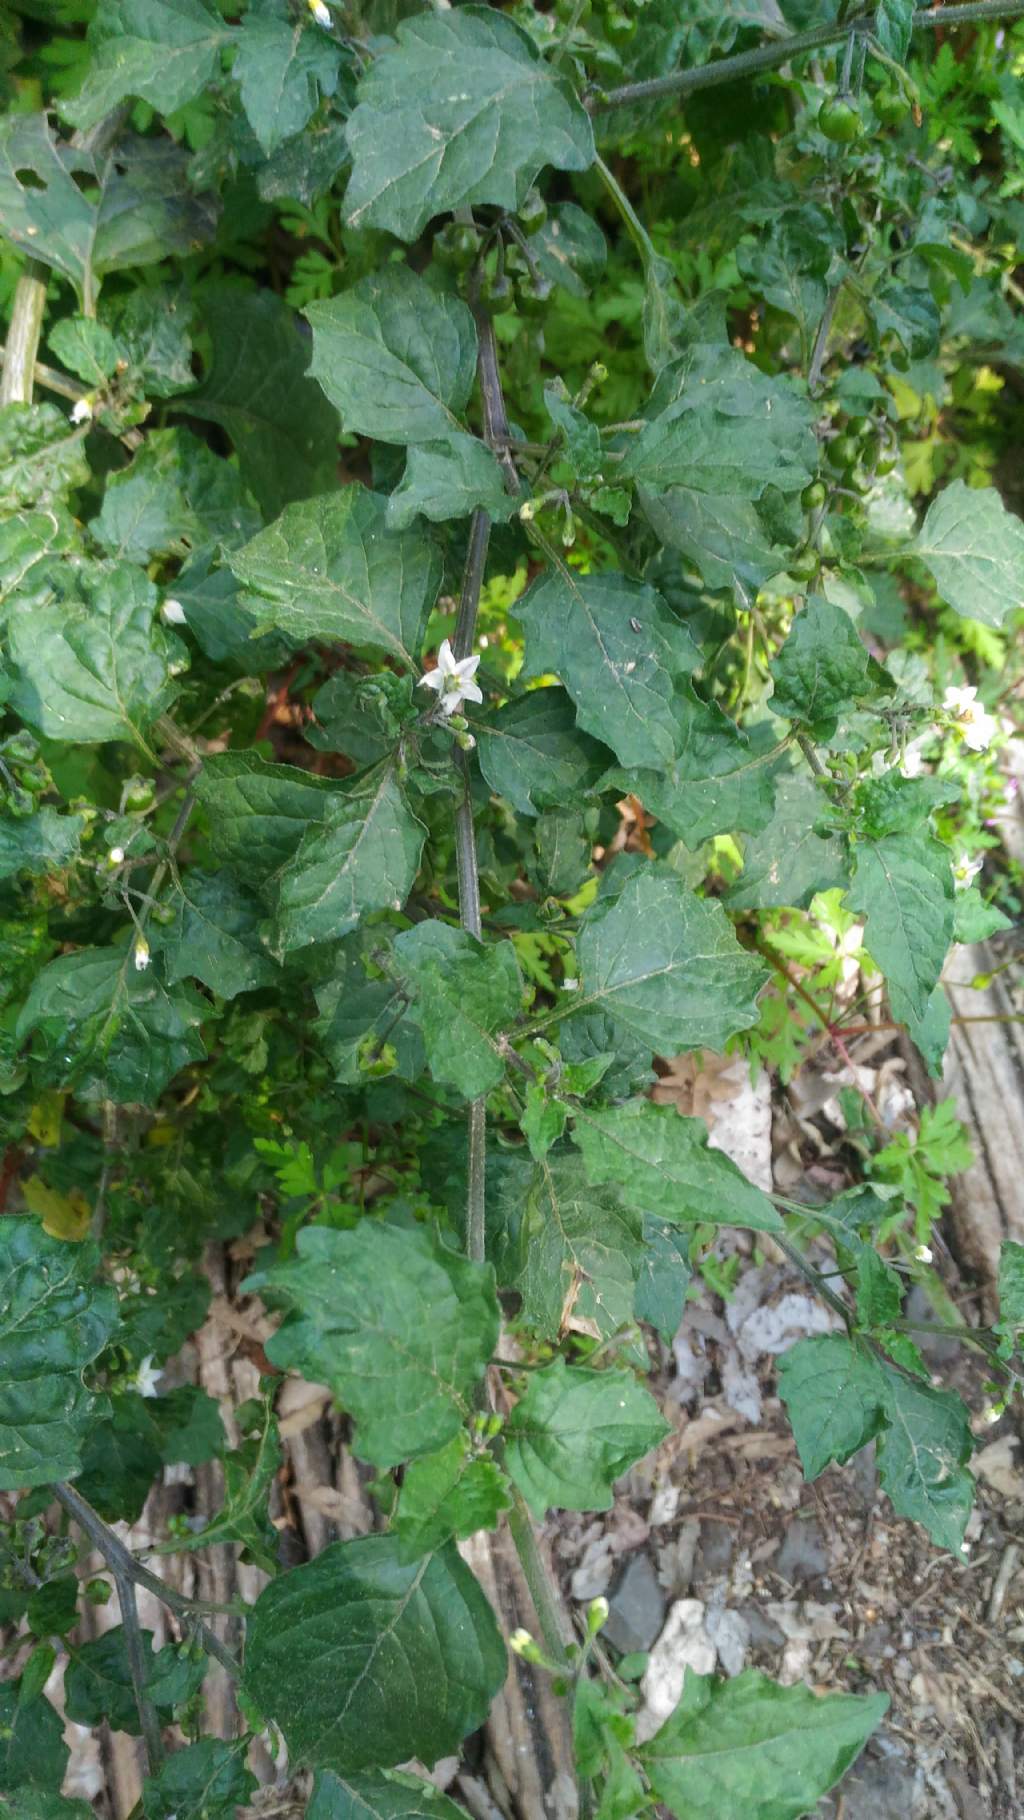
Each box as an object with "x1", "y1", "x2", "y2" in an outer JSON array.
[
  {"x1": 776, "y1": 1517, "x2": 829, "y2": 1584},
  {"x1": 603, "y1": 1552, "x2": 666, "y2": 1655},
  {"x1": 693, "y1": 1519, "x2": 735, "y2": 1582}
]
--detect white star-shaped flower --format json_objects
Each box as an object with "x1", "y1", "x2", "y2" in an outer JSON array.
[
  {"x1": 71, "y1": 394, "x2": 95, "y2": 425},
  {"x1": 133, "y1": 938, "x2": 151, "y2": 971},
  {"x1": 419, "y1": 639, "x2": 483, "y2": 715},
  {"x1": 952, "y1": 850, "x2": 983, "y2": 891},
  {"x1": 942, "y1": 684, "x2": 997, "y2": 752},
  {"x1": 307, "y1": 0, "x2": 331, "y2": 25},
  {"x1": 133, "y1": 1354, "x2": 161, "y2": 1397}
]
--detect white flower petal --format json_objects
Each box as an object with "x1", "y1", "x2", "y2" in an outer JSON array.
[{"x1": 459, "y1": 680, "x2": 484, "y2": 706}]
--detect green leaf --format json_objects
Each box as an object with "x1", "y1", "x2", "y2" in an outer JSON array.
[
  {"x1": 848, "y1": 831, "x2": 954, "y2": 1024},
  {"x1": 516, "y1": 571, "x2": 701, "y2": 771},
  {"x1": 306, "y1": 269, "x2": 477, "y2": 445},
  {"x1": 769, "y1": 596, "x2": 892, "y2": 739},
  {"x1": 246, "y1": 1222, "x2": 500, "y2": 1466},
  {"x1": 620, "y1": 345, "x2": 816, "y2": 500},
  {"x1": 726, "y1": 775, "x2": 849, "y2": 909},
  {"x1": 996, "y1": 1239, "x2": 1024, "y2": 1357},
  {"x1": 603, "y1": 693, "x2": 782, "y2": 845},
  {"x1": 521, "y1": 1081, "x2": 569, "y2": 1162},
  {"x1": 184, "y1": 288, "x2": 341, "y2": 517},
  {"x1": 192, "y1": 751, "x2": 347, "y2": 883},
  {"x1": 394, "y1": 921, "x2": 523, "y2": 1100},
  {"x1": 73, "y1": 1390, "x2": 164, "y2": 1523},
  {"x1": 532, "y1": 809, "x2": 591, "y2": 897},
  {"x1": 244, "y1": 1535, "x2": 506, "y2": 1773},
  {"x1": 314, "y1": 946, "x2": 424, "y2": 1086},
  {"x1": 870, "y1": 282, "x2": 940, "y2": 358},
  {"x1": 159, "y1": 1399, "x2": 281, "y2": 1571},
  {"x1": 386, "y1": 434, "x2": 516, "y2": 529},
  {"x1": 157, "y1": 870, "x2": 277, "y2": 1000},
  {"x1": 475, "y1": 688, "x2": 609, "y2": 818},
  {"x1": 0, "y1": 116, "x2": 216, "y2": 303},
  {"x1": 17, "y1": 947, "x2": 207, "y2": 1104},
  {"x1": 778, "y1": 1334, "x2": 975, "y2": 1550},
  {"x1": 915, "y1": 479, "x2": 1024, "y2": 628},
  {"x1": 6, "y1": 565, "x2": 170, "y2": 746},
  {"x1": 230, "y1": 486, "x2": 441, "y2": 669},
  {"x1": 48, "y1": 316, "x2": 122, "y2": 387},
  {"x1": 150, "y1": 1385, "x2": 225, "y2": 1467},
  {"x1": 309, "y1": 1771, "x2": 472, "y2": 1820},
  {"x1": 571, "y1": 1100, "x2": 782, "y2": 1232},
  {"x1": 953, "y1": 887, "x2": 1011, "y2": 944},
  {"x1": 875, "y1": 0, "x2": 915, "y2": 60},
  {"x1": 274, "y1": 763, "x2": 425, "y2": 953},
  {"x1": 637, "y1": 487, "x2": 792, "y2": 599},
  {"x1": 492, "y1": 1152, "x2": 643, "y2": 1342},
  {"x1": 570, "y1": 869, "x2": 768, "y2": 1055},
  {"x1": 638, "y1": 1668, "x2": 887, "y2": 1820},
  {"x1": 343, "y1": 6, "x2": 593, "y2": 242},
  {"x1": 394, "y1": 1430, "x2": 511, "y2": 1562},
  {"x1": 855, "y1": 1247, "x2": 903, "y2": 1330},
  {"x1": 0, "y1": 504, "x2": 78, "y2": 613},
  {"x1": 233, "y1": 11, "x2": 342, "y2": 155},
  {"x1": 0, "y1": 1682, "x2": 67, "y2": 1792},
  {"x1": 64, "y1": 1627, "x2": 204, "y2": 1734},
  {"x1": 0, "y1": 1794, "x2": 93, "y2": 1820},
  {"x1": 0, "y1": 406, "x2": 89, "y2": 514},
  {"x1": 635, "y1": 1218, "x2": 691, "y2": 1341},
  {"x1": 62, "y1": 0, "x2": 229, "y2": 131},
  {"x1": 0, "y1": 808, "x2": 84, "y2": 883},
  {"x1": 0, "y1": 1221, "x2": 117, "y2": 1491},
  {"x1": 91, "y1": 428, "x2": 259, "y2": 564},
  {"x1": 505, "y1": 1358, "x2": 669, "y2": 1516},
  {"x1": 142, "y1": 1738, "x2": 257, "y2": 1820}
]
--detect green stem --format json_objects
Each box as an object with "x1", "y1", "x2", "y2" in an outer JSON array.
[
  {"x1": 1, "y1": 264, "x2": 48, "y2": 406},
  {"x1": 52, "y1": 1483, "x2": 242, "y2": 1681},
  {"x1": 506, "y1": 1487, "x2": 573, "y2": 1664},
  {"x1": 592, "y1": 2, "x2": 1024, "y2": 111},
  {"x1": 114, "y1": 1567, "x2": 165, "y2": 1775}
]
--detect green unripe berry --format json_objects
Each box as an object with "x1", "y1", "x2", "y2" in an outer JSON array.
[
  {"x1": 517, "y1": 190, "x2": 547, "y2": 235},
  {"x1": 876, "y1": 89, "x2": 911, "y2": 126},
  {"x1": 789, "y1": 549, "x2": 819, "y2": 581},
  {"x1": 830, "y1": 432, "x2": 861, "y2": 469},
  {"x1": 801, "y1": 480, "x2": 827, "y2": 510},
  {"x1": 818, "y1": 97, "x2": 864, "y2": 143}
]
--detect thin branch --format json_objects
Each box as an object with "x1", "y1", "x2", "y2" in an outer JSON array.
[
  {"x1": 592, "y1": 2, "x2": 1024, "y2": 111},
  {"x1": 113, "y1": 1567, "x2": 165, "y2": 1774},
  {"x1": 506, "y1": 1487, "x2": 573, "y2": 1664},
  {"x1": 52, "y1": 1483, "x2": 242, "y2": 1681},
  {"x1": 1, "y1": 265, "x2": 48, "y2": 407}
]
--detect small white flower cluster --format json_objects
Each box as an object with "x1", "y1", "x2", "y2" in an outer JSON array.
[
  {"x1": 133, "y1": 1354, "x2": 161, "y2": 1397},
  {"x1": 951, "y1": 850, "x2": 984, "y2": 892},
  {"x1": 942, "y1": 684, "x2": 997, "y2": 753},
  {"x1": 419, "y1": 639, "x2": 483, "y2": 716}
]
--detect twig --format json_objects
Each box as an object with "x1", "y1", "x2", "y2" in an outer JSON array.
[
  {"x1": 114, "y1": 1568, "x2": 165, "y2": 1774},
  {"x1": 0, "y1": 265, "x2": 49, "y2": 406},
  {"x1": 808, "y1": 283, "x2": 844, "y2": 395},
  {"x1": 52, "y1": 1483, "x2": 242, "y2": 1680},
  {"x1": 591, "y1": 3, "x2": 1024, "y2": 112},
  {"x1": 506, "y1": 1487, "x2": 573, "y2": 1664}
]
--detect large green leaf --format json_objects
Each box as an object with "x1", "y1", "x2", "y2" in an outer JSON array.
[
  {"x1": 726, "y1": 774, "x2": 849, "y2": 910},
  {"x1": 492, "y1": 1152, "x2": 644, "y2": 1341},
  {"x1": 778, "y1": 1334, "x2": 975, "y2": 1550},
  {"x1": 17, "y1": 947, "x2": 207, "y2": 1105},
  {"x1": 141, "y1": 1738, "x2": 256, "y2": 1820},
  {"x1": 64, "y1": 1626, "x2": 205, "y2": 1734},
  {"x1": 637, "y1": 486, "x2": 792, "y2": 599},
  {"x1": 602, "y1": 691, "x2": 782, "y2": 845},
  {"x1": 475, "y1": 688, "x2": 609, "y2": 817},
  {"x1": 638, "y1": 1669, "x2": 887, "y2": 1820},
  {"x1": 569, "y1": 869, "x2": 768, "y2": 1055},
  {"x1": 230, "y1": 486, "x2": 441, "y2": 668},
  {"x1": 914, "y1": 478, "x2": 1024, "y2": 628},
  {"x1": 90, "y1": 428, "x2": 259, "y2": 564},
  {"x1": 6, "y1": 566, "x2": 170, "y2": 746},
  {"x1": 232, "y1": 7, "x2": 343, "y2": 156},
  {"x1": 394, "y1": 1431, "x2": 510, "y2": 1562},
  {"x1": 516, "y1": 571, "x2": 701, "y2": 771},
  {"x1": 847, "y1": 831, "x2": 954, "y2": 1025},
  {"x1": 244, "y1": 1535, "x2": 506, "y2": 1773},
  {"x1": 62, "y1": 0, "x2": 229, "y2": 130},
  {"x1": 768, "y1": 596, "x2": 892, "y2": 739},
  {"x1": 306, "y1": 269, "x2": 477, "y2": 445},
  {"x1": 314, "y1": 945, "x2": 424, "y2": 1086},
  {"x1": 343, "y1": 6, "x2": 593, "y2": 242},
  {"x1": 0, "y1": 408, "x2": 88, "y2": 510},
  {"x1": 309, "y1": 1772, "x2": 472, "y2": 1820},
  {"x1": 0, "y1": 1682, "x2": 68, "y2": 1793},
  {"x1": 245, "y1": 1222, "x2": 500, "y2": 1466},
  {"x1": 504, "y1": 1358, "x2": 668, "y2": 1516},
  {"x1": 386, "y1": 434, "x2": 516, "y2": 529},
  {"x1": 273, "y1": 763, "x2": 425, "y2": 953},
  {"x1": 571, "y1": 1100, "x2": 781, "y2": 1231},
  {"x1": 0, "y1": 116, "x2": 216, "y2": 304},
  {"x1": 192, "y1": 751, "x2": 346, "y2": 883},
  {"x1": 157, "y1": 869, "x2": 277, "y2": 1000},
  {"x1": 183, "y1": 288, "x2": 341, "y2": 517},
  {"x1": 0, "y1": 1221, "x2": 118, "y2": 1491},
  {"x1": 393, "y1": 921, "x2": 523, "y2": 1099},
  {"x1": 620, "y1": 344, "x2": 816, "y2": 500},
  {"x1": 0, "y1": 808, "x2": 84, "y2": 883}
]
